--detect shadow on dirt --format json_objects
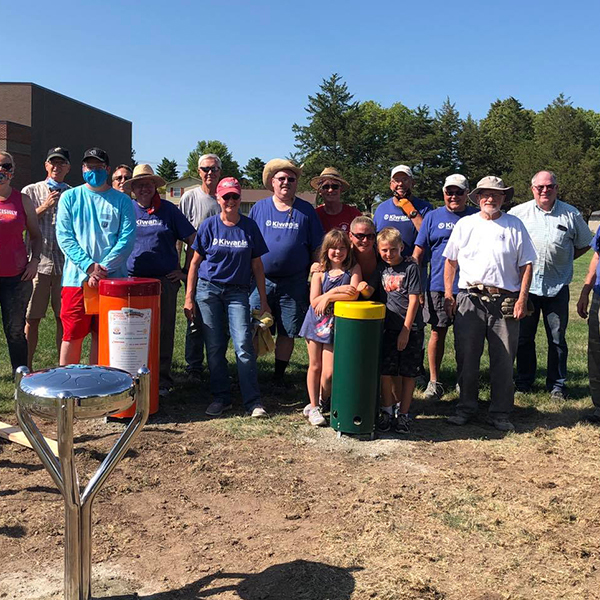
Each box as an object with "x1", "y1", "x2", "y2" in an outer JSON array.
[{"x1": 107, "y1": 559, "x2": 359, "y2": 599}]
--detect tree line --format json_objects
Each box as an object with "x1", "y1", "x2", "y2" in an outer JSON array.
[{"x1": 158, "y1": 73, "x2": 600, "y2": 218}]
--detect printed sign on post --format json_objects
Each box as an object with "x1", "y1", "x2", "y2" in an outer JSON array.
[{"x1": 108, "y1": 308, "x2": 152, "y2": 375}]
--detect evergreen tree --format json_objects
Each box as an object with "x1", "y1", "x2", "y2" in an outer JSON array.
[
  {"x1": 184, "y1": 140, "x2": 242, "y2": 180},
  {"x1": 243, "y1": 157, "x2": 266, "y2": 189},
  {"x1": 156, "y1": 157, "x2": 179, "y2": 183}
]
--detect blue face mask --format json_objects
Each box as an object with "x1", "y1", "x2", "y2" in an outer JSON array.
[
  {"x1": 83, "y1": 168, "x2": 108, "y2": 187},
  {"x1": 47, "y1": 177, "x2": 69, "y2": 191}
]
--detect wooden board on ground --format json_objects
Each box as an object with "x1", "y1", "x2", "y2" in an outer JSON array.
[{"x1": 0, "y1": 421, "x2": 58, "y2": 456}]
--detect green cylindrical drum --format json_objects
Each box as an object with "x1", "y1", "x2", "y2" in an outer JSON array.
[{"x1": 331, "y1": 301, "x2": 385, "y2": 436}]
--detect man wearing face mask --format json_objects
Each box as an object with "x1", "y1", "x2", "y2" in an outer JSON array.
[
  {"x1": 443, "y1": 176, "x2": 537, "y2": 432},
  {"x1": 22, "y1": 147, "x2": 71, "y2": 368},
  {"x1": 56, "y1": 147, "x2": 136, "y2": 365}
]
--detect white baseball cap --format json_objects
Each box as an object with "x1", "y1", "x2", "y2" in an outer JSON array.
[
  {"x1": 443, "y1": 174, "x2": 469, "y2": 190},
  {"x1": 391, "y1": 165, "x2": 413, "y2": 179}
]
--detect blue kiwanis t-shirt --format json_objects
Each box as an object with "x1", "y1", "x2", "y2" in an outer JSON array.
[
  {"x1": 373, "y1": 196, "x2": 433, "y2": 256},
  {"x1": 127, "y1": 200, "x2": 196, "y2": 277},
  {"x1": 193, "y1": 214, "x2": 268, "y2": 286},
  {"x1": 249, "y1": 197, "x2": 324, "y2": 278},
  {"x1": 415, "y1": 206, "x2": 479, "y2": 293},
  {"x1": 592, "y1": 228, "x2": 600, "y2": 296}
]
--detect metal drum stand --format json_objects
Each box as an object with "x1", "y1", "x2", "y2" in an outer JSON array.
[{"x1": 15, "y1": 364, "x2": 150, "y2": 600}]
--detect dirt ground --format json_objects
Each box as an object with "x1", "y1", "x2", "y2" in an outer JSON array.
[{"x1": 2, "y1": 385, "x2": 600, "y2": 600}]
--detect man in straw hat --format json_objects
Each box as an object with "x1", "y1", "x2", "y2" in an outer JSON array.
[
  {"x1": 442, "y1": 176, "x2": 537, "y2": 431},
  {"x1": 125, "y1": 164, "x2": 196, "y2": 396},
  {"x1": 56, "y1": 147, "x2": 136, "y2": 365},
  {"x1": 249, "y1": 159, "x2": 324, "y2": 383},
  {"x1": 509, "y1": 170, "x2": 591, "y2": 400},
  {"x1": 413, "y1": 174, "x2": 478, "y2": 402},
  {"x1": 311, "y1": 167, "x2": 362, "y2": 233}
]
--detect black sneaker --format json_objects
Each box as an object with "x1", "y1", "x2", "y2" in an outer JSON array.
[
  {"x1": 395, "y1": 413, "x2": 411, "y2": 434},
  {"x1": 376, "y1": 410, "x2": 392, "y2": 432}
]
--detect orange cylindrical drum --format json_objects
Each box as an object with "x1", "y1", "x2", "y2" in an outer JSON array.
[{"x1": 98, "y1": 278, "x2": 161, "y2": 417}]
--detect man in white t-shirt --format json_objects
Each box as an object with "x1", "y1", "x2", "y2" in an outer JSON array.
[
  {"x1": 443, "y1": 176, "x2": 537, "y2": 431},
  {"x1": 179, "y1": 153, "x2": 221, "y2": 380}
]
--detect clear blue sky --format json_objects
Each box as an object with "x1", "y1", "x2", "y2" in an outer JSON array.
[{"x1": 7, "y1": 0, "x2": 600, "y2": 174}]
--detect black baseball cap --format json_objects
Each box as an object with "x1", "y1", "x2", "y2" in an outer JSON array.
[
  {"x1": 46, "y1": 147, "x2": 70, "y2": 163},
  {"x1": 82, "y1": 147, "x2": 110, "y2": 165}
]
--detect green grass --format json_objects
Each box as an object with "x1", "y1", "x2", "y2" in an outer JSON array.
[{"x1": 0, "y1": 254, "x2": 595, "y2": 419}]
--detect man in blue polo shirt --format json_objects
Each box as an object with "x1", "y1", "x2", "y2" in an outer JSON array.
[
  {"x1": 509, "y1": 170, "x2": 592, "y2": 399},
  {"x1": 413, "y1": 174, "x2": 478, "y2": 400},
  {"x1": 249, "y1": 159, "x2": 324, "y2": 383}
]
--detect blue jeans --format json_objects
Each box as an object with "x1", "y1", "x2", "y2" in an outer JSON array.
[
  {"x1": 0, "y1": 274, "x2": 32, "y2": 374},
  {"x1": 515, "y1": 286, "x2": 569, "y2": 392},
  {"x1": 195, "y1": 279, "x2": 261, "y2": 409}
]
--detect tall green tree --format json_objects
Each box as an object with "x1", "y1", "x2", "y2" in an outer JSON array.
[
  {"x1": 184, "y1": 140, "x2": 242, "y2": 180},
  {"x1": 243, "y1": 157, "x2": 266, "y2": 189},
  {"x1": 156, "y1": 157, "x2": 179, "y2": 183}
]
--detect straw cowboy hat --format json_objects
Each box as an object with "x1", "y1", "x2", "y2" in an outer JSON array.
[
  {"x1": 262, "y1": 158, "x2": 303, "y2": 192},
  {"x1": 309, "y1": 167, "x2": 350, "y2": 192},
  {"x1": 468, "y1": 176, "x2": 514, "y2": 203},
  {"x1": 123, "y1": 164, "x2": 165, "y2": 192}
]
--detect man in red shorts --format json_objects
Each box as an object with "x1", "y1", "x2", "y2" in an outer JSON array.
[{"x1": 56, "y1": 148, "x2": 136, "y2": 364}]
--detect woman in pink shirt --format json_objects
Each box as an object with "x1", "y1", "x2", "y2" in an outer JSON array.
[{"x1": 0, "y1": 152, "x2": 42, "y2": 374}]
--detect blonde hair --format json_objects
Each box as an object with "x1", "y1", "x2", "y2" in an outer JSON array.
[
  {"x1": 318, "y1": 229, "x2": 355, "y2": 271},
  {"x1": 350, "y1": 215, "x2": 375, "y2": 234},
  {"x1": 377, "y1": 227, "x2": 403, "y2": 248}
]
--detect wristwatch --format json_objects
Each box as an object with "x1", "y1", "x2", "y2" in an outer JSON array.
[{"x1": 408, "y1": 210, "x2": 418, "y2": 219}]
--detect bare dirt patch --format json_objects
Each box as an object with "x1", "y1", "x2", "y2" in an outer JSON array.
[{"x1": 2, "y1": 393, "x2": 600, "y2": 599}]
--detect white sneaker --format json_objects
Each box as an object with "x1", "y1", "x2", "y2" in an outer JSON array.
[
  {"x1": 247, "y1": 405, "x2": 268, "y2": 418},
  {"x1": 308, "y1": 406, "x2": 326, "y2": 427},
  {"x1": 303, "y1": 403, "x2": 312, "y2": 417}
]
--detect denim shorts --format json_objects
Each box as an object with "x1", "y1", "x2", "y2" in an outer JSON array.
[{"x1": 250, "y1": 271, "x2": 309, "y2": 338}]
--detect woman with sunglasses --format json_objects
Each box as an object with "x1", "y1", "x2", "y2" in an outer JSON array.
[
  {"x1": 311, "y1": 167, "x2": 362, "y2": 234},
  {"x1": 0, "y1": 152, "x2": 42, "y2": 375},
  {"x1": 349, "y1": 216, "x2": 379, "y2": 281},
  {"x1": 185, "y1": 178, "x2": 271, "y2": 418}
]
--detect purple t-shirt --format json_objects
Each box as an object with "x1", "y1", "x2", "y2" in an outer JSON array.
[
  {"x1": 193, "y1": 214, "x2": 268, "y2": 286},
  {"x1": 127, "y1": 200, "x2": 195, "y2": 277},
  {"x1": 249, "y1": 197, "x2": 324, "y2": 278},
  {"x1": 415, "y1": 205, "x2": 479, "y2": 293},
  {"x1": 373, "y1": 196, "x2": 433, "y2": 256},
  {"x1": 592, "y1": 228, "x2": 600, "y2": 295}
]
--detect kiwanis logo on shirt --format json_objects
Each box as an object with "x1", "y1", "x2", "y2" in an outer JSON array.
[
  {"x1": 137, "y1": 218, "x2": 162, "y2": 227},
  {"x1": 383, "y1": 213, "x2": 409, "y2": 222},
  {"x1": 437, "y1": 222, "x2": 456, "y2": 230},
  {"x1": 265, "y1": 218, "x2": 299, "y2": 230},
  {"x1": 212, "y1": 238, "x2": 249, "y2": 248}
]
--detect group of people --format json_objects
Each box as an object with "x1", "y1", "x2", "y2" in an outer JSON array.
[{"x1": 1, "y1": 144, "x2": 598, "y2": 431}]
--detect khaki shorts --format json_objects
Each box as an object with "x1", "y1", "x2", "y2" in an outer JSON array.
[{"x1": 26, "y1": 272, "x2": 62, "y2": 320}]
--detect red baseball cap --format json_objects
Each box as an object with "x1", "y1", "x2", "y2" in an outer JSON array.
[{"x1": 217, "y1": 177, "x2": 242, "y2": 197}]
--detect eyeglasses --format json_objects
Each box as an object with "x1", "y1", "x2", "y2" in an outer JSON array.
[
  {"x1": 48, "y1": 159, "x2": 68, "y2": 167},
  {"x1": 0, "y1": 163, "x2": 13, "y2": 171},
  {"x1": 445, "y1": 189, "x2": 465, "y2": 197},
  {"x1": 199, "y1": 166, "x2": 220, "y2": 173},
  {"x1": 350, "y1": 232, "x2": 376, "y2": 241},
  {"x1": 274, "y1": 176, "x2": 296, "y2": 184},
  {"x1": 478, "y1": 191, "x2": 505, "y2": 200},
  {"x1": 321, "y1": 184, "x2": 340, "y2": 191},
  {"x1": 113, "y1": 175, "x2": 131, "y2": 181},
  {"x1": 533, "y1": 184, "x2": 557, "y2": 192},
  {"x1": 222, "y1": 193, "x2": 240, "y2": 201}
]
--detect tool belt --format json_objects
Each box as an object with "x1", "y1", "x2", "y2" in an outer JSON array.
[{"x1": 463, "y1": 284, "x2": 531, "y2": 318}]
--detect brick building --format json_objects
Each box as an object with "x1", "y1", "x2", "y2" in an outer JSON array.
[{"x1": 0, "y1": 83, "x2": 132, "y2": 190}]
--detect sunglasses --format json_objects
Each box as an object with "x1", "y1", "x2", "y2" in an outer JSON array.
[
  {"x1": 321, "y1": 184, "x2": 340, "y2": 191},
  {"x1": 222, "y1": 193, "x2": 240, "y2": 201},
  {"x1": 533, "y1": 184, "x2": 557, "y2": 192},
  {"x1": 274, "y1": 176, "x2": 296, "y2": 183},
  {"x1": 351, "y1": 232, "x2": 376, "y2": 241},
  {"x1": 445, "y1": 189, "x2": 465, "y2": 197},
  {"x1": 0, "y1": 163, "x2": 13, "y2": 171},
  {"x1": 199, "y1": 166, "x2": 220, "y2": 173},
  {"x1": 113, "y1": 175, "x2": 131, "y2": 181}
]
